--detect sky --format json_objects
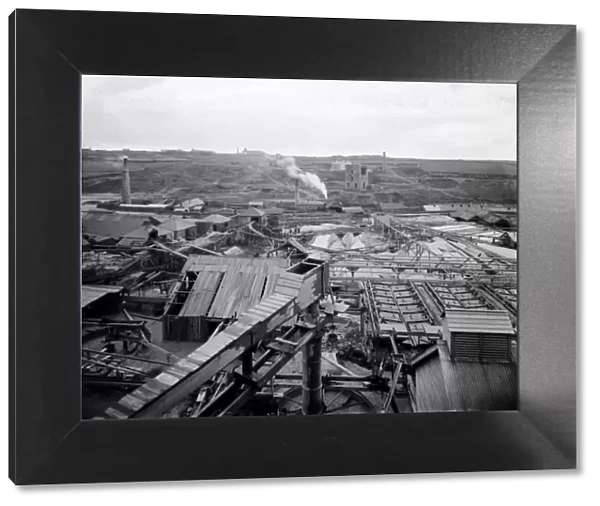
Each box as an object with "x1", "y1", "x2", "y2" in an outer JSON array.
[{"x1": 83, "y1": 76, "x2": 516, "y2": 160}]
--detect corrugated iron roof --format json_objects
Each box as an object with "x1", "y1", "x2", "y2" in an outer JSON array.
[
  {"x1": 412, "y1": 342, "x2": 517, "y2": 412},
  {"x1": 82, "y1": 214, "x2": 148, "y2": 239},
  {"x1": 177, "y1": 256, "x2": 288, "y2": 319},
  {"x1": 197, "y1": 214, "x2": 231, "y2": 224},
  {"x1": 237, "y1": 207, "x2": 265, "y2": 217},
  {"x1": 82, "y1": 285, "x2": 123, "y2": 309},
  {"x1": 446, "y1": 309, "x2": 514, "y2": 335},
  {"x1": 161, "y1": 218, "x2": 197, "y2": 232}
]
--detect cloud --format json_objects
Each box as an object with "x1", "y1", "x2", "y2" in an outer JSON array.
[{"x1": 83, "y1": 76, "x2": 516, "y2": 160}]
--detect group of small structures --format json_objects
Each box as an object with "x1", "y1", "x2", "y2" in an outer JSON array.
[{"x1": 82, "y1": 155, "x2": 518, "y2": 419}]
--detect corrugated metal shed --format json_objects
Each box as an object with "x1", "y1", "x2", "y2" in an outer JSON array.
[
  {"x1": 161, "y1": 218, "x2": 197, "y2": 232},
  {"x1": 446, "y1": 309, "x2": 514, "y2": 335},
  {"x1": 410, "y1": 343, "x2": 517, "y2": 412},
  {"x1": 82, "y1": 285, "x2": 124, "y2": 309},
  {"x1": 177, "y1": 256, "x2": 288, "y2": 319},
  {"x1": 82, "y1": 214, "x2": 148, "y2": 239},
  {"x1": 237, "y1": 207, "x2": 265, "y2": 218}
]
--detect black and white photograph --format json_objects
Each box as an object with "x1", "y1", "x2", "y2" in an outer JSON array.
[
  {"x1": 10, "y1": 6, "x2": 579, "y2": 488},
  {"x1": 81, "y1": 76, "x2": 518, "y2": 420}
]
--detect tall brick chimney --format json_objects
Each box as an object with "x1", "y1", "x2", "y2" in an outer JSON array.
[{"x1": 121, "y1": 156, "x2": 132, "y2": 204}]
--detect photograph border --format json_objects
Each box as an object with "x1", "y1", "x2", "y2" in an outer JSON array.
[{"x1": 9, "y1": 9, "x2": 577, "y2": 485}]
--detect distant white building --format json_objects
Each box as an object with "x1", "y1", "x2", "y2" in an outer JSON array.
[
  {"x1": 180, "y1": 198, "x2": 205, "y2": 212},
  {"x1": 331, "y1": 160, "x2": 350, "y2": 171}
]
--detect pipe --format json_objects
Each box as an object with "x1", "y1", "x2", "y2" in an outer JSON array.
[
  {"x1": 242, "y1": 349, "x2": 253, "y2": 377},
  {"x1": 301, "y1": 336, "x2": 323, "y2": 415},
  {"x1": 302, "y1": 302, "x2": 323, "y2": 415}
]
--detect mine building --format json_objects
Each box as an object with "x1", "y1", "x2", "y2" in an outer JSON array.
[
  {"x1": 345, "y1": 163, "x2": 369, "y2": 190},
  {"x1": 160, "y1": 218, "x2": 198, "y2": 241},
  {"x1": 233, "y1": 207, "x2": 266, "y2": 226},
  {"x1": 196, "y1": 214, "x2": 231, "y2": 234},
  {"x1": 331, "y1": 160, "x2": 350, "y2": 171}
]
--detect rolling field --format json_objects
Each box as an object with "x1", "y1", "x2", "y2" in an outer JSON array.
[{"x1": 82, "y1": 150, "x2": 516, "y2": 206}]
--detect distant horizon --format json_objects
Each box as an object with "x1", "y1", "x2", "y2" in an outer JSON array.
[
  {"x1": 82, "y1": 146, "x2": 516, "y2": 163},
  {"x1": 83, "y1": 77, "x2": 516, "y2": 161}
]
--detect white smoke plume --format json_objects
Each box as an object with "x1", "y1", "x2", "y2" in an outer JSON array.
[{"x1": 277, "y1": 157, "x2": 328, "y2": 199}]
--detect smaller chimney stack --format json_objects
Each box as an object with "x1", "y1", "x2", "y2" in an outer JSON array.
[
  {"x1": 294, "y1": 179, "x2": 300, "y2": 208},
  {"x1": 121, "y1": 156, "x2": 132, "y2": 205}
]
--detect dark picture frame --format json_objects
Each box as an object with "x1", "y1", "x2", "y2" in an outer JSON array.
[{"x1": 9, "y1": 9, "x2": 576, "y2": 485}]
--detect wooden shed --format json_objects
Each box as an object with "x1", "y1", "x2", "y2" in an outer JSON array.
[
  {"x1": 162, "y1": 256, "x2": 288, "y2": 342},
  {"x1": 443, "y1": 309, "x2": 515, "y2": 363}
]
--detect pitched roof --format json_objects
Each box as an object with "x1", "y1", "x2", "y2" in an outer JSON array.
[
  {"x1": 237, "y1": 207, "x2": 265, "y2": 217},
  {"x1": 161, "y1": 218, "x2": 197, "y2": 232},
  {"x1": 197, "y1": 214, "x2": 231, "y2": 224}
]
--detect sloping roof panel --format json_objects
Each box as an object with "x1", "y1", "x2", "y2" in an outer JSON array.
[
  {"x1": 82, "y1": 214, "x2": 147, "y2": 239},
  {"x1": 342, "y1": 207, "x2": 364, "y2": 214},
  {"x1": 237, "y1": 207, "x2": 265, "y2": 217},
  {"x1": 177, "y1": 256, "x2": 288, "y2": 319},
  {"x1": 413, "y1": 343, "x2": 517, "y2": 412},
  {"x1": 197, "y1": 214, "x2": 231, "y2": 224},
  {"x1": 161, "y1": 218, "x2": 197, "y2": 232},
  {"x1": 446, "y1": 309, "x2": 515, "y2": 334},
  {"x1": 82, "y1": 285, "x2": 124, "y2": 309}
]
